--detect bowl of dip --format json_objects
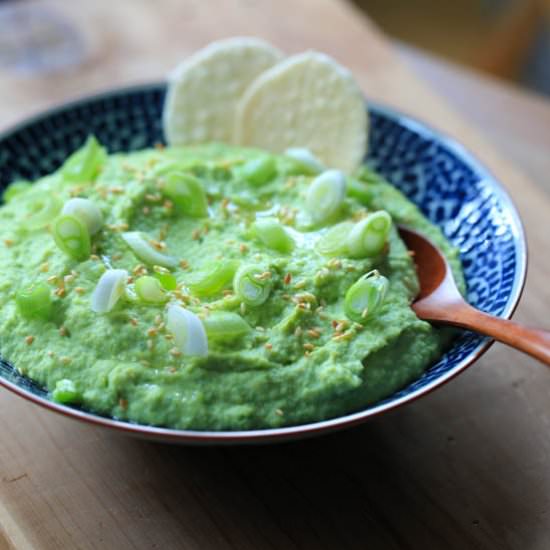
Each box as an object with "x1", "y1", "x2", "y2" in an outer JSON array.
[{"x1": 0, "y1": 84, "x2": 526, "y2": 443}]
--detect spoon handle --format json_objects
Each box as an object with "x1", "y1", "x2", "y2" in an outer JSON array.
[{"x1": 438, "y1": 303, "x2": 550, "y2": 367}]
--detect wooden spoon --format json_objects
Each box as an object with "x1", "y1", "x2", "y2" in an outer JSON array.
[{"x1": 399, "y1": 226, "x2": 550, "y2": 366}]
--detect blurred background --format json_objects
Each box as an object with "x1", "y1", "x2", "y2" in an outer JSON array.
[
  {"x1": 0, "y1": 0, "x2": 548, "y2": 96},
  {"x1": 353, "y1": 0, "x2": 550, "y2": 95}
]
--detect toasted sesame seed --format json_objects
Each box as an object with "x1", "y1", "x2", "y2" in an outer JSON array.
[
  {"x1": 39, "y1": 262, "x2": 49, "y2": 273},
  {"x1": 25, "y1": 335, "x2": 34, "y2": 345},
  {"x1": 303, "y1": 343, "x2": 314, "y2": 351},
  {"x1": 47, "y1": 275, "x2": 58, "y2": 284},
  {"x1": 169, "y1": 347, "x2": 182, "y2": 357},
  {"x1": 59, "y1": 326, "x2": 70, "y2": 337},
  {"x1": 327, "y1": 258, "x2": 342, "y2": 269},
  {"x1": 146, "y1": 327, "x2": 158, "y2": 338},
  {"x1": 3, "y1": 239, "x2": 14, "y2": 247},
  {"x1": 119, "y1": 398, "x2": 128, "y2": 410},
  {"x1": 54, "y1": 287, "x2": 66, "y2": 298},
  {"x1": 164, "y1": 334, "x2": 174, "y2": 341},
  {"x1": 283, "y1": 273, "x2": 292, "y2": 285},
  {"x1": 179, "y1": 259, "x2": 190, "y2": 270},
  {"x1": 90, "y1": 254, "x2": 100, "y2": 261},
  {"x1": 61, "y1": 356, "x2": 72, "y2": 365},
  {"x1": 264, "y1": 343, "x2": 273, "y2": 351},
  {"x1": 333, "y1": 331, "x2": 354, "y2": 341},
  {"x1": 192, "y1": 229, "x2": 201, "y2": 241},
  {"x1": 239, "y1": 243, "x2": 248, "y2": 254},
  {"x1": 307, "y1": 329, "x2": 321, "y2": 338},
  {"x1": 129, "y1": 318, "x2": 138, "y2": 327}
]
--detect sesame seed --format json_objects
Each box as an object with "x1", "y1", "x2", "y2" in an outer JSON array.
[
  {"x1": 361, "y1": 307, "x2": 369, "y2": 318},
  {"x1": 275, "y1": 408, "x2": 284, "y2": 416},
  {"x1": 283, "y1": 273, "x2": 292, "y2": 285},
  {"x1": 129, "y1": 318, "x2": 138, "y2": 327},
  {"x1": 59, "y1": 326, "x2": 70, "y2": 337},
  {"x1": 327, "y1": 258, "x2": 342, "y2": 269},
  {"x1": 223, "y1": 289, "x2": 234, "y2": 297},
  {"x1": 179, "y1": 259, "x2": 190, "y2": 270},
  {"x1": 294, "y1": 326, "x2": 303, "y2": 337},
  {"x1": 303, "y1": 343, "x2": 314, "y2": 351},
  {"x1": 90, "y1": 254, "x2": 100, "y2": 261},
  {"x1": 264, "y1": 343, "x2": 273, "y2": 351},
  {"x1": 192, "y1": 229, "x2": 201, "y2": 241},
  {"x1": 54, "y1": 287, "x2": 66, "y2": 298},
  {"x1": 142, "y1": 206, "x2": 151, "y2": 215},
  {"x1": 240, "y1": 302, "x2": 247, "y2": 315},
  {"x1": 47, "y1": 351, "x2": 54, "y2": 357},
  {"x1": 293, "y1": 280, "x2": 307, "y2": 289},
  {"x1": 61, "y1": 356, "x2": 72, "y2": 365},
  {"x1": 39, "y1": 262, "x2": 49, "y2": 273},
  {"x1": 146, "y1": 327, "x2": 158, "y2": 338},
  {"x1": 47, "y1": 276, "x2": 58, "y2": 284},
  {"x1": 408, "y1": 250, "x2": 416, "y2": 257},
  {"x1": 64, "y1": 274, "x2": 75, "y2": 285},
  {"x1": 164, "y1": 334, "x2": 174, "y2": 341},
  {"x1": 109, "y1": 186, "x2": 124, "y2": 194},
  {"x1": 119, "y1": 398, "x2": 128, "y2": 410},
  {"x1": 255, "y1": 326, "x2": 265, "y2": 332},
  {"x1": 239, "y1": 243, "x2": 248, "y2": 254},
  {"x1": 333, "y1": 331, "x2": 354, "y2": 341},
  {"x1": 169, "y1": 347, "x2": 182, "y2": 357},
  {"x1": 25, "y1": 335, "x2": 34, "y2": 345},
  {"x1": 154, "y1": 315, "x2": 162, "y2": 325},
  {"x1": 307, "y1": 329, "x2": 321, "y2": 338},
  {"x1": 3, "y1": 239, "x2": 14, "y2": 247}
]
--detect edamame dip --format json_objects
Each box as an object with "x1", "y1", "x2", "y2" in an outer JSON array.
[{"x1": 0, "y1": 138, "x2": 463, "y2": 430}]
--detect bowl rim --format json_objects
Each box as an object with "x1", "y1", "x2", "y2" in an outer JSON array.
[{"x1": 0, "y1": 82, "x2": 528, "y2": 444}]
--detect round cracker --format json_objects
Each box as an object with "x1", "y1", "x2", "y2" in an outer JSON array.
[
  {"x1": 163, "y1": 37, "x2": 283, "y2": 146},
  {"x1": 235, "y1": 51, "x2": 368, "y2": 173}
]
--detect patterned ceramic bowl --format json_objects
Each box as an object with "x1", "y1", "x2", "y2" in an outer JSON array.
[{"x1": 0, "y1": 84, "x2": 526, "y2": 444}]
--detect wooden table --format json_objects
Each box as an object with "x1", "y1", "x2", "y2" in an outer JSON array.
[{"x1": 1, "y1": 1, "x2": 550, "y2": 548}]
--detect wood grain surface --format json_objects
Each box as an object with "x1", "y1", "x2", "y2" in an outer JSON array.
[{"x1": 1, "y1": 1, "x2": 550, "y2": 548}]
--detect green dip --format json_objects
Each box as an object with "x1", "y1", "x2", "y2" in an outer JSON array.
[{"x1": 0, "y1": 138, "x2": 463, "y2": 430}]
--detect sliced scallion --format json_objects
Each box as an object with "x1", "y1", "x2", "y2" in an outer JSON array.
[
  {"x1": 344, "y1": 270, "x2": 389, "y2": 323},
  {"x1": 202, "y1": 311, "x2": 251, "y2": 342},
  {"x1": 237, "y1": 157, "x2": 277, "y2": 187},
  {"x1": 233, "y1": 264, "x2": 272, "y2": 306},
  {"x1": 121, "y1": 232, "x2": 177, "y2": 269},
  {"x1": 62, "y1": 198, "x2": 103, "y2": 235},
  {"x1": 52, "y1": 379, "x2": 80, "y2": 404},
  {"x1": 135, "y1": 276, "x2": 167, "y2": 304},
  {"x1": 252, "y1": 218, "x2": 294, "y2": 254},
  {"x1": 91, "y1": 269, "x2": 128, "y2": 313},
  {"x1": 60, "y1": 135, "x2": 107, "y2": 183},
  {"x1": 163, "y1": 172, "x2": 208, "y2": 217},
  {"x1": 15, "y1": 282, "x2": 52, "y2": 320},
  {"x1": 187, "y1": 260, "x2": 239, "y2": 297},
  {"x1": 52, "y1": 214, "x2": 91, "y2": 261},
  {"x1": 315, "y1": 221, "x2": 353, "y2": 257},
  {"x1": 166, "y1": 304, "x2": 208, "y2": 357},
  {"x1": 347, "y1": 210, "x2": 392, "y2": 258},
  {"x1": 305, "y1": 170, "x2": 346, "y2": 224},
  {"x1": 154, "y1": 271, "x2": 177, "y2": 291},
  {"x1": 284, "y1": 148, "x2": 324, "y2": 174}
]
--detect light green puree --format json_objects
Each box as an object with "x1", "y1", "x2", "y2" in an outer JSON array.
[{"x1": 0, "y1": 137, "x2": 463, "y2": 430}]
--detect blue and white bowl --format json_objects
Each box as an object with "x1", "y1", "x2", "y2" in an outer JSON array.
[{"x1": 0, "y1": 84, "x2": 526, "y2": 444}]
